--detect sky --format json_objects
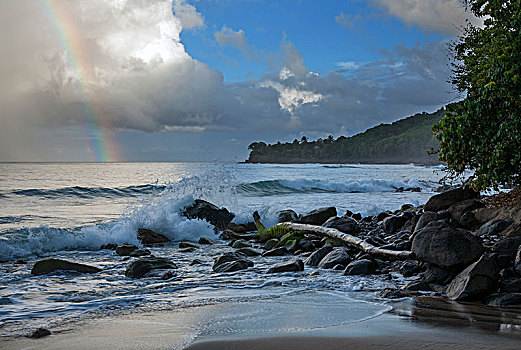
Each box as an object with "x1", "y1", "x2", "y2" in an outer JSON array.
[{"x1": 0, "y1": 0, "x2": 481, "y2": 162}]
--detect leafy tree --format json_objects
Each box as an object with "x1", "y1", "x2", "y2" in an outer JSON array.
[{"x1": 433, "y1": 0, "x2": 521, "y2": 189}]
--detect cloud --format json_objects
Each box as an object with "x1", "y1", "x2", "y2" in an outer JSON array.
[
  {"x1": 335, "y1": 12, "x2": 355, "y2": 29},
  {"x1": 369, "y1": 0, "x2": 482, "y2": 35},
  {"x1": 172, "y1": 0, "x2": 204, "y2": 29},
  {"x1": 0, "y1": 0, "x2": 456, "y2": 161}
]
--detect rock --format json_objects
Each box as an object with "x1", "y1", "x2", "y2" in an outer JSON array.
[
  {"x1": 213, "y1": 260, "x2": 252, "y2": 273},
  {"x1": 137, "y1": 228, "x2": 170, "y2": 245},
  {"x1": 477, "y1": 219, "x2": 511, "y2": 237},
  {"x1": 318, "y1": 248, "x2": 350, "y2": 269},
  {"x1": 411, "y1": 220, "x2": 483, "y2": 268},
  {"x1": 420, "y1": 264, "x2": 454, "y2": 284},
  {"x1": 424, "y1": 186, "x2": 479, "y2": 212},
  {"x1": 380, "y1": 288, "x2": 412, "y2": 299},
  {"x1": 492, "y1": 237, "x2": 521, "y2": 259},
  {"x1": 129, "y1": 248, "x2": 152, "y2": 257},
  {"x1": 236, "y1": 247, "x2": 262, "y2": 256},
  {"x1": 352, "y1": 213, "x2": 362, "y2": 221},
  {"x1": 232, "y1": 239, "x2": 251, "y2": 249},
  {"x1": 198, "y1": 237, "x2": 213, "y2": 245},
  {"x1": 499, "y1": 278, "x2": 521, "y2": 293},
  {"x1": 402, "y1": 281, "x2": 432, "y2": 291},
  {"x1": 343, "y1": 259, "x2": 377, "y2": 275},
  {"x1": 304, "y1": 246, "x2": 334, "y2": 266},
  {"x1": 343, "y1": 209, "x2": 353, "y2": 217},
  {"x1": 322, "y1": 216, "x2": 359, "y2": 234},
  {"x1": 190, "y1": 259, "x2": 204, "y2": 266},
  {"x1": 376, "y1": 212, "x2": 391, "y2": 222},
  {"x1": 487, "y1": 293, "x2": 521, "y2": 306},
  {"x1": 160, "y1": 270, "x2": 176, "y2": 280},
  {"x1": 267, "y1": 259, "x2": 304, "y2": 273},
  {"x1": 28, "y1": 328, "x2": 51, "y2": 339},
  {"x1": 446, "y1": 254, "x2": 499, "y2": 301},
  {"x1": 213, "y1": 252, "x2": 253, "y2": 270},
  {"x1": 299, "y1": 240, "x2": 315, "y2": 252},
  {"x1": 183, "y1": 199, "x2": 234, "y2": 229},
  {"x1": 515, "y1": 245, "x2": 521, "y2": 275},
  {"x1": 382, "y1": 215, "x2": 409, "y2": 234},
  {"x1": 179, "y1": 242, "x2": 199, "y2": 249},
  {"x1": 332, "y1": 264, "x2": 345, "y2": 270},
  {"x1": 180, "y1": 248, "x2": 195, "y2": 253},
  {"x1": 100, "y1": 243, "x2": 117, "y2": 250},
  {"x1": 399, "y1": 259, "x2": 423, "y2": 277},
  {"x1": 284, "y1": 240, "x2": 299, "y2": 252},
  {"x1": 31, "y1": 258, "x2": 102, "y2": 276},
  {"x1": 277, "y1": 209, "x2": 299, "y2": 223},
  {"x1": 447, "y1": 199, "x2": 485, "y2": 227},
  {"x1": 298, "y1": 207, "x2": 337, "y2": 225},
  {"x1": 125, "y1": 257, "x2": 176, "y2": 278},
  {"x1": 261, "y1": 247, "x2": 289, "y2": 257},
  {"x1": 115, "y1": 244, "x2": 139, "y2": 256},
  {"x1": 263, "y1": 239, "x2": 279, "y2": 250}
]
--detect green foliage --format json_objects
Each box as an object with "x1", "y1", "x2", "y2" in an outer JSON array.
[
  {"x1": 246, "y1": 109, "x2": 443, "y2": 164},
  {"x1": 434, "y1": 0, "x2": 521, "y2": 189}
]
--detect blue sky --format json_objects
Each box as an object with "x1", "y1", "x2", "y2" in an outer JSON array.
[{"x1": 0, "y1": 0, "x2": 479, "y2": 161}]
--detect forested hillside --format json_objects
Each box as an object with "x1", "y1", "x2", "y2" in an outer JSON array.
[{"x1": 246, "y1": 109, "x2": 444, "y2": 164}]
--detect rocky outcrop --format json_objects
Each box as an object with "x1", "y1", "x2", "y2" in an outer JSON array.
[
  {"x1": 213, "y1": 260, "x2": 252, "y2": 273},
  {"x1": 298, "y1": 207, "x2": 337, "y2": 225},
  {"x1": 423, "y1": 187, "x2": 479, "y2": 212},
  {"x1": 304, "y1": 246, "x2": 333, "y2": 266},
  {"x1": 318, "y1": 248, "x2": 350, "y2": 269},
  {"x1": 267, "y1": 259, "x2": 304, "y2": 273},
  {"x1": 137, "y1": 228, "x2": 170, "y2": 245},
  {"x1": 115, "y1": 244, "x2": 139, "y2": 256},
  {"x1": 322, "y1": 216, "x2": 359, "y2": 234},
  {"x1": 411, "y1": 221, "x2": 483, "y2": 268},
  {"x1": 343, "y1": 259, "x2": 377, "y2": 275},
  {"x1": 261, "y1": 247, "x2": 289, "y2": 257},
  {"x1": 447, "y1": 199, "x2": 484, "y2": 228},
  {"x1": 125, "y1": 257, "x2": 176, "y2": 278},
  {"x1": 31, "y1": 258, "x2": 102, "y2": 276},
  {"x1": 183, "y1": 199, "x2": 234, "y2": 229},
  {"x1": 213, "y1": 252, "x2": 253, "y2": 271},
  {"x1": 446, "y1": 254, "x2": 499, "y2": 301},
  {"x1": 277, "y1": 209, "x2": 299, "y2": 223},
  {"x1": 382, "y1": 214, "x2": 410, "y2": 234}
]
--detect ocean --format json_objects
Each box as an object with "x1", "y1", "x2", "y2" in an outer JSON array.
[{"x1": 0, "y1": 162, "x2": 444, "y2": 339}]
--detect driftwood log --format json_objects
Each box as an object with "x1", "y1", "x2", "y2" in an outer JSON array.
[{"x1": 276, "y1": 222, "x2": 414, "y2": 260}]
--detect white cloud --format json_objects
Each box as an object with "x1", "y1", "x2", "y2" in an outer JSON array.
[
  {"x1": 370, "y1": 0, "x2": 482, "y2": 35},
  {"x1": 215, "y1": 26, "x2": 248, "y2": 49},
  {"x1": 172, "y1": 0, "x2": 204, "y2": 29}
]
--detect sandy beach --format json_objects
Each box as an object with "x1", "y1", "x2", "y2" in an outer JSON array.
[{"x1": 2, "y1": 296, "x2": 521, "y2": 350}]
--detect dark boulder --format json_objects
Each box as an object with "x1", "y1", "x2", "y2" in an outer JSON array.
[
  {"x1": 179, "y1": 242, "x2": 199, "y2": 249},
  {"x1": 304, "y1": 246, "x2": 333, "y2": 266},
  {"x1": 125, "y1": 257, "x2": 176, "y2": 278},
  {"x1": 399, "y1": 259, "x2": 423, "y2": 277},
  {"x1": 263, "y1": 239, "x2": 279, "y2": 250},
  {"x1": 277, "y1": 209, "x2": 299, "y2": 223},
  {"x1": 447, "y1": 199, "x2": 484, "y2": 228},
  {"x1": 477, "y1": 219, "x2": 511, "y2": 237},
  {"x1": 412, "y1": 220, "x2": 484, "y2": 268},
  {"x1": 129, "y1": 248, "x2": 152, "y2": 257},
  {"x1": 343, "y1": 259, "x2": 377, "y2": 275},
  {"x1": 198, "y1": 237, "x2": 213, "y2": 245},
  {"x1": 499, "y1": 278, "x2": 521, "y2": 293},
  {"x1": 100, "y1": 243, "x2": 117, "y2": 250},
  {"x1": 318, "y1": 248, "x2": 350, "y2": 269},
  {"x1": 115, "y1": 244, "x2": 139, "y2": 256},
  {"x1": 424, "y1": 187, "x2": 479, "y2": 212},
  {"x1": 298, "y1": 207, "x2": 337, "y2": 225},
  {"x1": 402, "y1": 281, "x2": 432, "y2": 292},
  {"x1": 515, "y1": 245, "x2": 521, "y2": 275},
  {"x1": 421, "y1": 264, "x2": 455, "y2": 284},
  {"x1": 492, "y1": 237, "x2": 521, "y2": 258},
  {"x1": 213, "y1": 252, "x2": 252, "y2": 270},
  {"x1": 183, "y1": 199, "x2": 234, "y2": 229},
  {"x1": 160, "y1": 270, "x2": 176, "y2": 280},
  {"x1": 351, "y1": 213, "x2": 362, "y2": 221},
  {"x1": 446, "y1": 254, "x2": 499, "y2": 301},
  {"x1": 382, "y1": 215, "x2": 410, "y2": 234},
  {"x1": 261, "y1": 247, "x2": 289, "y2": 257},
  {"x1": 213, "y1": 260, "x2": 252, "y2": 273},
  {"x1": 323, "y1": 216, "x2": 359, "y2": 234},
  {"x1": 137, "y1": 228, "x2": 170, "y2": 245},
  {"x1": 236, "y1": 247, "x2": 262, "y2": 256},
  {"x1": 31, "y1": 258, "x2": 102, "y2": 276},
  {"x1": 376, "y1": 212, "x2": 391, "y2": 222},
  {"x1": 232, "y1": 239, "x2": 251, "y2": 248},
  {"x1": 267, "y1": 259, "x2": 304, "y2": 273},
  {"x1": 28, "y1": 328, "x2": 51, "y2": 339}
]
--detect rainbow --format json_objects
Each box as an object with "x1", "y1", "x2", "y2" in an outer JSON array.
[{"x1": 39, "y1": 0, "x2": 121, "y2": 162}]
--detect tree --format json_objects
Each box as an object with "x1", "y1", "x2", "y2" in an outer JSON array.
[{"x1": 433, "y1": 0, "x2": 521, "y2": 189}]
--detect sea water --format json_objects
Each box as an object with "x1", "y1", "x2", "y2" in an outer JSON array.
[{"x1": 0, "y1": 162, "x2": 444, "y2": 337}]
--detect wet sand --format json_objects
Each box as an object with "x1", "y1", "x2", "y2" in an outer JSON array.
[{"x1": 2, "y1": 296, "x2": 521, "y2": 350}]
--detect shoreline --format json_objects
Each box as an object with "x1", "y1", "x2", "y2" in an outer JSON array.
[{"x1": 2, "y1": 297, "x2": 521, "y2": 350}]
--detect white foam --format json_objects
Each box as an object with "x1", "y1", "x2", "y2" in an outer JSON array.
[{"x1": 279, "y1": 178, "x2": 423, "y2": 193}]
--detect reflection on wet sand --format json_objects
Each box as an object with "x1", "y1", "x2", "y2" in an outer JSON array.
[{"x1": 392, "y1": 296, "x2": 521, "y2": 335}]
